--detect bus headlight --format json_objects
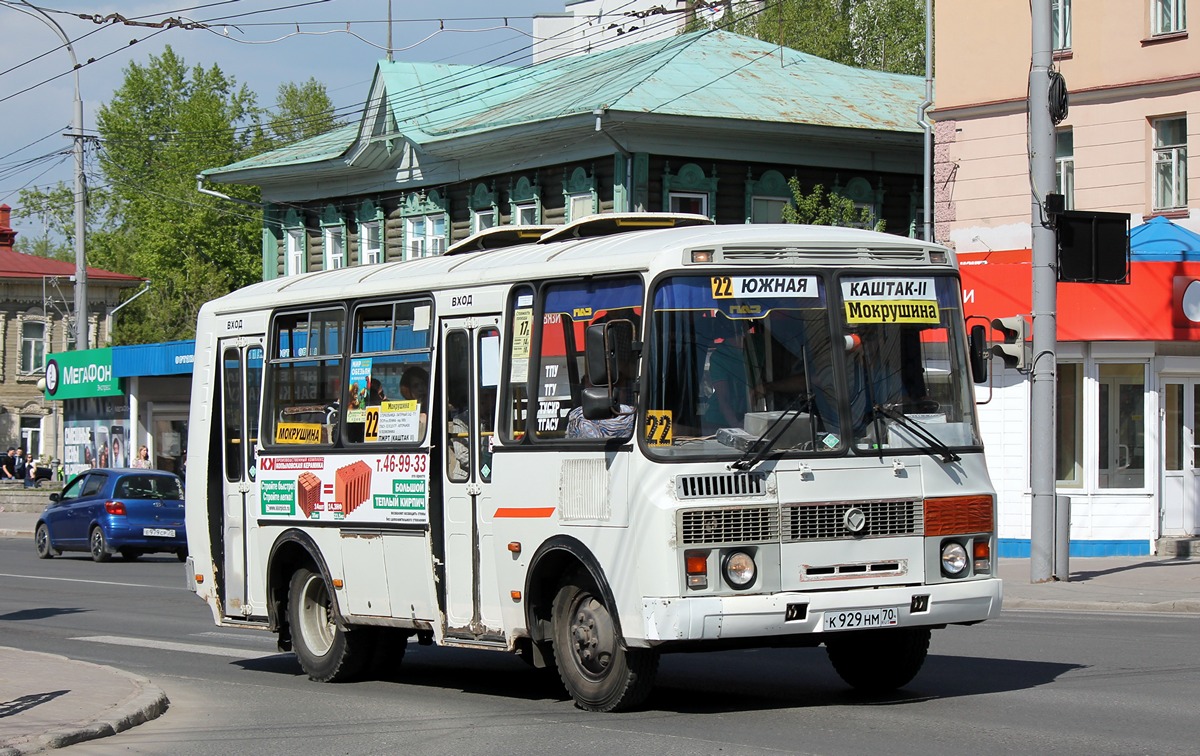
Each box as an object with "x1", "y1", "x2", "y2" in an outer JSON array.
[
  {"x1": 941, "y1": 542, "x2": 968, "y2": 577},
  {"x1": 723, "y1": 550, "x2": 756, "y2": 589}
]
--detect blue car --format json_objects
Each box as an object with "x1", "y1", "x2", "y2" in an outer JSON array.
[{"x1": 34, "y1": 468, "x2": 187, "y2": 562}]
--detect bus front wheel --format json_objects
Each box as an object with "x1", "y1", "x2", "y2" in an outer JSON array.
[
  {"x1": 288, "y1": 566, "x2": 373, "y2": 682},
  {"x1": 825, "y1": 627, "x2": 930, "y2": 693},
  {"x1": 551, "y1": 573, "x2": 658, "y2": 712}
]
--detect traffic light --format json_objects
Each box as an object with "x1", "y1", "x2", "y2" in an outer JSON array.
[{"x1": 990, "y1": 316, "x2": 1030, "y2": 370}]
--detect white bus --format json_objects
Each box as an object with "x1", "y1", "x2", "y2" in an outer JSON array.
[{"x1": 186, "y1": 214, "x2": 1002, "y2": 712}]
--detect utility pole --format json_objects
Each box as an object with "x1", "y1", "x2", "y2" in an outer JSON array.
[{"x1": 1029, "y1": 0, "x2": 1057, "y2": 583}]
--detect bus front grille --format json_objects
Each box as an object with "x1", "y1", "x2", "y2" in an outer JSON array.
[
  {"x1": 679, "y1": 506, "x2": 779, "y2": 545},
  {"x1": 783, "y1": 499, "x2": 923, "y2": 541}
]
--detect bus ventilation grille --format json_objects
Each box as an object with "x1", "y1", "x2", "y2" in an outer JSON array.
[
  {"x1": 679, "y1": 506, "x2": 779, "y2": 545},
  {"x1": 718, "y1": 246, "x2": 929, "y2": 263},
  {"x1": 783, "y1": 499, "x2": 923, "y2": 541},
  {"x1": 676, "y1": 473, "x2": 767, "y2": 500}
]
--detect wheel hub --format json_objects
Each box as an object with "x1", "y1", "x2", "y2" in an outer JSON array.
[{"x1": 570, "y1": 597, "x2": 614, "y2": 676}]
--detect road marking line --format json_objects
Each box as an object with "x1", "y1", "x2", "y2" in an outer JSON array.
[
  {"x1": 0, "y1": 572, "x2": 169, "y2": 589},
  {"x1": 72, "y1": 635, "x2": 283, "y2": 659}
]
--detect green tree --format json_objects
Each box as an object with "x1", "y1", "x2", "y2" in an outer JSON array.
[
  {"x1": 92, "y1": 45, "x2": 269, "y2": 344},
  {"x1": 270, "y1": 77, "x2": 340, "y2": 145},
  {"x1": 781, "y1": 178, "x2": 882, "y2": 230},
  {"x1": 694, "y1": 0, "x2": 925, "y2": 76},
  {"x1": 14, "y1": 184, "x2": 112, "y2": 261}
]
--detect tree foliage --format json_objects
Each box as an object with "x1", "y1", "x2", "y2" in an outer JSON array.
[
  {"x1": 12, "y1": 46, "x2": 339, "y2": 345},
  {"x1": 694, "y1": 0, "x2": 926, "y2": 76},
  {"x1": 781, "y1": 178, "x2": 882, "y2": 230},
  {"x1": 14, "y1": 183, "x2": 112, "y2": 261}
]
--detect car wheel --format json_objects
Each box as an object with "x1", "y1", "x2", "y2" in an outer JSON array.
[
  {"x1": 288, "y1": 566, "x2": 373, "y2": 682},
  {"x1": 551, "y1": 571, "x2": 658, "y2": 712},
  {"x1": 35, "y1": 523, "x2": 55, "y2": 559},
  {"x1": 89, "y1": 527, "x2": 112, "y2": 563}
]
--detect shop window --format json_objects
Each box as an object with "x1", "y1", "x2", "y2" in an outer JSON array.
[
  {"x1": 1097, "y1": 363, "x2": 1145, "y2": 489},
  {"x1": 1153, "y1": 116, "x2": 1187, "y2": 210},
  {"x1": 1056, "y1": 362, "x2": 1082, "y2": 486},
  {"x1": 1165, "y1": 383, "x2": 1183, "y2": 472}
]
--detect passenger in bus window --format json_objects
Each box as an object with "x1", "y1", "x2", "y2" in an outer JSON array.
[
  {"x1": 702, "y1": 318, "x2": 752, "y2": 433},
  {"x1": 447, "y1": 387, "x2": 470, "y2": 480},
  {"x1": 400, "y1": 366, "x2": 429, "y2": 439}
]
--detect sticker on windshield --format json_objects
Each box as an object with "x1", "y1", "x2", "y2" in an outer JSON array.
[
  {"x1": 711, "y1": 275, "x2": 818, "y2": 299},
  {"x1": 844, "y1": 300, "x2": 940, "y2": 324},
  {"x1": 645, "y1": 410, "x2": 673, "y2": 447},
  {"x1": 842, "y1": 278, "x2": 936, "y2": 301}
]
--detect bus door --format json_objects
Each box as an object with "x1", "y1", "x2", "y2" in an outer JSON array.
[
  {"x1": 440, "y1": 316, "x2": 504, "y2": 640},
  {"x1": 219, "y1": 337, "x2": 264, "y2": 619}
]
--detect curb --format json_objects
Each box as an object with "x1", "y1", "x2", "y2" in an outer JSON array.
[
  {"x1": 0, "y1": 530, "x2": 31, "y2": 539},
  {"x1": 1004, "y1": 598, "x2": 1200, "y2": 614},
  {"x1": 0, "y1": 662, "x2": 169, "y2": 756}
]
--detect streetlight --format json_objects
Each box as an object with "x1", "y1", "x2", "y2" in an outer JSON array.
[{"x1": 7, "y1": 0, "x2": 88, "y2": 350}]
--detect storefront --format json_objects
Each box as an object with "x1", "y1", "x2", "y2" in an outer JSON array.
[
  {"x1": 961, "y1": 218, "x2": 1200, "y2": 556},
  {"x1": 43, "y1": 341, "x2": 195, "y2": 480}
]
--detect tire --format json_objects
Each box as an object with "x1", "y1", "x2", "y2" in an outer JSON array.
[
  {"x1": 34, "y1": 524, "x2": 54, "y2": 559},
  {"x1": 551, "y1": 572, "x2": 658, "y2": 712},
  {"x1": 825, "y1": 627, "x2": 931, "y2": 693},
  {"x1": 89, "y1": 527, "x2": 112, "y2": 563},
  {"x1": 288, "y1": 566, "x2": 373, "y2": 682}
]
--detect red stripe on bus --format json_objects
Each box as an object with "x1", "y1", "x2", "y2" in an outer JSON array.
[{"x1": 494, "y1": 507, "x2": 556, "y2": 518}]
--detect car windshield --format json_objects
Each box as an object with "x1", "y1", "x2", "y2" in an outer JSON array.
[{"x1": 643, "y1": 272, "x2": 981, "y2": 461}]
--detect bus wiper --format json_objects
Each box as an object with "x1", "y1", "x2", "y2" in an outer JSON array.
[
  {"x1": 730, "y1": 393, "x2": 812, "y2": 471},
  {"x1": 871, "y1": 403, "x2": 961, "y2": 464}
]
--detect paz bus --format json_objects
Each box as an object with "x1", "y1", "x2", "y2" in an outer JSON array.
[{"x1": 185, "y1": 213, "x2": 1001, "y2": 712}]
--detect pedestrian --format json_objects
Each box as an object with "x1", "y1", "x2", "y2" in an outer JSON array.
[
  {"x1": 1, "y1": 448, "x2": 15, "y2": 481},
  {"x1": 12, "y1": 448, "x2": 27, "y2": 483},
  {"x1": 131, "y1": 445, "x2": 151, "y2": 469}
]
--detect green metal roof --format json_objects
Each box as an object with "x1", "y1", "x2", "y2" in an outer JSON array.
[{"x1": 207, "y1": 30, "x2": 923, "y2": 176}]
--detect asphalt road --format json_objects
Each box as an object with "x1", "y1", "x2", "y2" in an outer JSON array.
[{"x1": 1, "y1": 538, "x2": 1197, "y2": 756}]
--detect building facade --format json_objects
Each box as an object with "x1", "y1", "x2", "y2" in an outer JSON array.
[
  {"x1": 932, "y1": 1, "x2": 1199, "y2": 554},
  {"x1": 0, "y1": 204, "x2": 144, "y2": 462}
]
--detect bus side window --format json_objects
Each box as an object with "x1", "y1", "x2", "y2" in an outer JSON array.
[
  {"x1": 266, "y1": 308, "x2": 344, "y2": 447},
  {"x1": 502, "y1": 285, "x2": 535, "y2": 442},
  {"x1": 345, "y1": 299, "x2": 433, "y2": 445}
]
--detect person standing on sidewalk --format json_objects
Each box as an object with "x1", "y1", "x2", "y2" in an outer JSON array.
[
  {"x1": 131, "y1": 445, "x2": 152, "y2": 469},
  {"x1": 12, "y1": 448, "x2": 27, "y2": 484},
  {"x1": 1, "y1": 448, "x2": 16, "y2": 481}
]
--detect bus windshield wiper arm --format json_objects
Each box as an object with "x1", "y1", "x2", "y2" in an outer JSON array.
[
  {"x1": 730, "y1": 393, "x2": 812, "y2": 471},
  {"x1": 871, "y1": 403, "x2": 961, "y2": 463}
]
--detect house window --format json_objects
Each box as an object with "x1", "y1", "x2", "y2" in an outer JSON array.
[
  {"x1": 669, "y1": 192, "x2": 708, "y2": 216},
  {"x1": 407, "y1": 215, "x2": 446, "y2": 259},
  {"x1": 1056, "y1": 362, "x2": 1082, "y2": 486},
  {"x1": 286, "y1": 229, "x2": 305, "y2": 276},
  {"x1": 515, "y1": 203, "x2": 538, "y2": 225},
  {"x1": 474, "y1": 209, "x2": 495, "y2": 233},
  {"x1": 1052, "y1": 0, "x2": 1071, "y2": 50},
  {"x1": 750, "y1": 197, "x2": 788, "y2": 223},
  {"x1": 568, "y1": 193, "x2": 594, "y2": 222},
  {"x1": 1153, "y1": 116, "x2": 1187, "y2": 210},
  {"x1": 1056, "y1": 128, "x2": 1075, "y2": 210},
  {"x1": 1098, "y1": 363, "x2": 1146, "y2": 490},
  {"x1": 324, "y1": 226, "x2": 345, "y2": 270},
  {"x1": 1153, "y1": 0, "x2": 1186, "y2": 35},
  {"x1": 361, "y1": 221, "x2": 382, "y2": 265},
  {"x1": 20, "y1": 321, "x2": 46, "y2": 375}
]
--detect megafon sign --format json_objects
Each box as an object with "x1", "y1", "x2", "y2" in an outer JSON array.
[{"x1": 43, "y1": 348, "x2": 123, "y2": 400}]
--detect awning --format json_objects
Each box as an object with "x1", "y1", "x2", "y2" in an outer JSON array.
[
  {"x1": 112, "y1": 340, "x2": 196, "y2": 377},
  {"x1": 1129, "y1": 216, "x2": 1200, "y2": 261}
]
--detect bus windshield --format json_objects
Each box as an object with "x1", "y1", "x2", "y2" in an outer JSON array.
[{"x1": 645, "y1": 272, "x2": 980, "y2": 460}]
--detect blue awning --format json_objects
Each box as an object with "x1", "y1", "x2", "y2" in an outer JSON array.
[
  {"x1": 1129, "y1": 216, "x2": 1200, "y2": 261},
  {"x1": 112, "y1": 340, "x2": 196, "y2": 377}
]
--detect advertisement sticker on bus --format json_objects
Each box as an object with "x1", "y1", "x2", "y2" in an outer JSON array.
[
  {"x1": 258, "y1": 452, "x2": 429, "y2": 524},
  {"x1": 841, "y1": 277, "x2": 941, "y2": 324}
]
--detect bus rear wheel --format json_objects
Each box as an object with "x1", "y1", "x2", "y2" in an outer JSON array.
[
  {"x1": 825, "y1": 627, "x2": 930, "y2": 693},
  {"x1": 288, "y1": 566, "x2": 373, "y2": 682},
  {"x1": 551, "y1": 573, "x2": 658, "y2": 712}
]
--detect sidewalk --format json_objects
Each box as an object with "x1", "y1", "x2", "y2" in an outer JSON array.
[{"x1": 0, "y1": 512, "x2": 1198, "y2": 752}]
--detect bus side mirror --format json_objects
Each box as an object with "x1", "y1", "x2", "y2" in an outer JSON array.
[
  {"x1": 969, "y1": 324, "x2": 988, "y2": 384},
  {"x1": 585, "y1": 324, "x2": 610, "y2": 387},
  {"x1": 584, "y1": 320, "x2": 636, "y2": 388}
]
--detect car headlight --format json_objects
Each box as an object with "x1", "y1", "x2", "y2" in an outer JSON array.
[
  {"x1": 723, "y1": 550, "x2": 756, "y2": 589},
  {"x1": 941, "y1": 541, "x2": 968, "y2": 576}
]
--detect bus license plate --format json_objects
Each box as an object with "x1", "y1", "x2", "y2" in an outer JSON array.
[
  {"x1": 143, "y1": 528, "x2": 175, "y2": 538},
  {"x1": 824, "y1": 607, "x2": 899, "y2": 630}
]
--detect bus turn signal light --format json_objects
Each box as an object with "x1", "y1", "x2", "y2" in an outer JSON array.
[
  {"x1": 685, "y1": 552, "x2": 708, "y2": 589},
  {"x1": 973, "y1": 540, "x2": 992, "y2": 573},
  {"x1": 924, "y1": 495, "x2": 993, "y2": 536}
]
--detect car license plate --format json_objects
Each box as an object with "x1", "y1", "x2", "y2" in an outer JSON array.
[
  {"x1": 824, "y1": 606, "x2": 899, "y2": 630},
  {"x1": 143, "y1": 527, "x2": 176, "y2": 538}
]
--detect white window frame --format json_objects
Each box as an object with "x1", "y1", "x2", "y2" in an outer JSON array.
[
  {"x1": 19, "y1": 319, "x2": 46, "y2": 375},
  {"x1": 749, "y1": 196, "x2": 789, "y2": 224},
  {"x1": 473, "y1": 209, "x2": 495, "y2": 234},
  {"x1": 514, "y1": 202, "x2": 538, "y2": 225},
  {"x1": 1056, "y1": 128, "x2": 1075, "y2": 211},
  {"x1": 1153, "y1": 116, "x2": 1187, "y2": 211},
  {"x1": 324, "y1": 226, "x2": 345, "y2": 270},
  {"x1": 669, "y1": 192, "x2": 708, "y2": 216},
  {"x1": 361, "y1": 221, "x2": 382, "y2": 265},
  {"x1": 568, "y1": 192, "x2": 594, "y2": 222},
  {"x1": 406, "y1": 215, "x2": 446, "y2": 259},
  {"x1": 1052, "y1": 0, "x2": 1071, "y2": 50},
  {"x1": 286, "y1": 228, "x2": 305, "y2": 276},
  {"x1": 1153, "y1": 0, "x2": 1187, "y2": 35}
]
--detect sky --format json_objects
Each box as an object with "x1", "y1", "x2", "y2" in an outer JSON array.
[{"x1": 0, "y1": 0, "x2": 578, "y2": 242}]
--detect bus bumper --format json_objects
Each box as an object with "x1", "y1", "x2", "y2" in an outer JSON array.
[{"x1": 639, "y1": 577, "x2": 1003, "y2": 643}]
